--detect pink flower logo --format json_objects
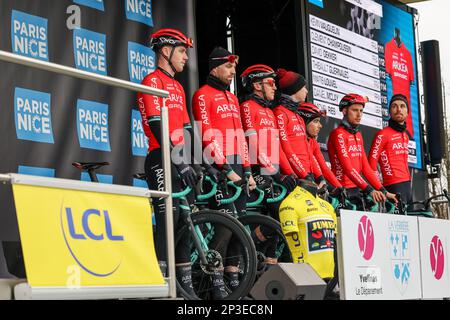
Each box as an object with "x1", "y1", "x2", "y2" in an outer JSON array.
[
  {"x1": 430, "y1": 236, "x2": 445, "y2": 280},
  {"x1": 358, "y1": 215, "x2": 374, "y2": 260}
]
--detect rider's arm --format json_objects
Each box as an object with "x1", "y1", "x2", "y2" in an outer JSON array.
[
  {"x1": 279, "y1": 198, "x2": 303, "y2": 263},
  {"x1": 192, "y1": 90, "x2": 233, "y2": 174},
  {"x1": 274, "y1": 109, "x2": 311, "y2": 178},
  {"x1": 311, "y1": 139, "x2": 342, "y2": 188},
  {"x1": 368, "y1": 130, "x2": 387, "y2": 172},
  {"x1": 241, "y1": 102, "x2": 278, "y2": 175},
  {"x1": 362, "y1": 149, "x2": 384, "y2": 191}
]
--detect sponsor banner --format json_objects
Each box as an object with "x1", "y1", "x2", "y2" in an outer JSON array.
[
  {"x1": 81, "y1": 172, "x2": 113, "y2": 184},
  {"x1": 14, "y1": 87, "x2": 54, "y2": 144},
  {"x1": 131, "y1": 109, "x2": 148, "y2": 156},
  {"x1": 125, "y1": 0, "x2": 153, "y2": 27},
  {"x1": 128, "y1": 42, "x2": 156, "y2": 84},
  {"x1": 12, "y1": 183, "x2": 162, "y2": 287},
  {"x1": 76, "y1": 99, "x2": 111, "y2": 152},
  {"x1": 417, "y1": 218, "x2": 450, "y2": 299},
  {"x1": 338, "y1": 210, "x2": 421, "y2": 299},
  {"x1": 18, "y1": 166, "x2": 55, "y2": 177},
  {"x1": 11, "y1": 10, "x2": 49, "y2": 61},
  {"x1": 73, "y1": 28, "x2": 107, "y2": 75},
  {"x1": 73, "y1": 0, "x2": 105, "y2": 11}
]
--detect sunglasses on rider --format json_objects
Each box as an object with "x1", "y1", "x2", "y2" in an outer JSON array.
[
  {"x1": 210, "y1": 54, "x2": 239, "y2": 64},
  {"x1": 259, "y1": 78, "x2": 276, "y2": 86}
]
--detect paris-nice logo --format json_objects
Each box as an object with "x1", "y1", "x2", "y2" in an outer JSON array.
[{"x1": 358, "y1": 215, "x2": 374, "y2": 260}]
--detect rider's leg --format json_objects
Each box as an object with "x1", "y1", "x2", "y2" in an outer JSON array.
[{"x1": 145, "y1": 149, "x2": 196, "y2": 297}]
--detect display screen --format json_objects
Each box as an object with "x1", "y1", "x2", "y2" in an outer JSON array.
[{"x1": 305, "y1": 0, "x2": 422, "y2": 169}]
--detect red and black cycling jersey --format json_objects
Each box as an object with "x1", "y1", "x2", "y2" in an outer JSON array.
[
  {"x1": 327, "y1": 125, "x2": 383, "y2": 191},
  {"x1": 240, "y1": 98, "x2": 294, "y2": 175},
  {"x1": 192, "y1": 84, "x2": 250, "y2": 169},
  {"x1": 309, "y1": 139, "x2": 342, "y2": 188},
  {"x1": 273, "y1": 105, "x2": 321, "y2": 179},
  {"x1": 368, "y1": 126, "x2": 410, "y2": 187},
  {"x1": 137, "y1": 68, "x2": 191, "y2": 152}
]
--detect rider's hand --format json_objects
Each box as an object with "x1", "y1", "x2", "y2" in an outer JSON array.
[
  {"x1": 371, "y1": 190, "x2": 387, "y2": 203},
  {"x1": 318, "y1": 180, "x2": 327, "y2": 190},
  {"x1": 204, "y1": 165, "x2": 220, "y2": 183},
  {"x1": 385, "y1": 192, "x2": 398, "y2": 204},
  {"x1": 274, "y1": 173, "x2": 296, "y2": 193},
  {"x1": 226, "y1": 170, "x2": 242, "y2": 183},
  {"x1": 248, "y1": 174, "x2": 257, "y2": 191},
  {"x1": 177, "y1": 164, "x2": 198, "y2": 188},
  {"x1": 330, "y1": 186, "x2": 346, "y2": 198}
]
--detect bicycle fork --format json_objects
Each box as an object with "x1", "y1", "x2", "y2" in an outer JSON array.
[{"x1": 179, "y1": 198, "x2": 209, "y2": 266}]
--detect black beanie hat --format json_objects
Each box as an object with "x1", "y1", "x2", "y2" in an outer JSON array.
[
  {"x1": 208, "y1": 46, "x2": 234, "y2": 72},
  {"x1": 389, "y1": 94, "x2": 409, "y2": 112},
  {"x1": 276, "y1": 68, "x2": 307, "y2": 96}
]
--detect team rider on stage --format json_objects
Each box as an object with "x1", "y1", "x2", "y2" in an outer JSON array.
[
  {"x1": 369, "y1": 94, "x2": 412, "y2": 204},
  {"x1": 192, "y1": 47, "x2": 256, "y2": 299},
  {"x1": 137, "y1": 29, "x2": 198, "y2": 297},
  {"x1": 327, "y1": 93, "x2": 397, "y2": 203}
]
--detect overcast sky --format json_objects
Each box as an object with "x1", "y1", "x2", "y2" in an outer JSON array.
[{"x1": 410, "y1": 0, "x2": 450, "y2": 109}]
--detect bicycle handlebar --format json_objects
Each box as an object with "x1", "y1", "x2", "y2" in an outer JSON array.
[{"x1": 267, "y1": 182, "x2": 287, "y2": 204}]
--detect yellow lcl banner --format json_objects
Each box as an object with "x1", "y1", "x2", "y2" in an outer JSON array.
[{"x1": 12, "y1": 184, "x2": 164, "y2": 287}]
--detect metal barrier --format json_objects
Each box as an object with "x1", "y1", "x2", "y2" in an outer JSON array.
[{"x1": 0, "y1": 50, "x2": 177, "y2": 299}]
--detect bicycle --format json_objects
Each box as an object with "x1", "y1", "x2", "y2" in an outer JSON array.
[
  {"x1": 72, "y1": 161, "x2": 257, "y2": 300},
  {"x1": 240, "y1": 181, "x2": 292, "y2": 278}
]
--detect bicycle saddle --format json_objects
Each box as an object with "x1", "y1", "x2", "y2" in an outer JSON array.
[{"x1": 72, "y1": 162, "x2": 110, "y2": 171}]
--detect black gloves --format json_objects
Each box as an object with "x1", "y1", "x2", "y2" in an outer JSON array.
[
  {"x1": 274, "y1": 173, "x2": 297, "y2": 193},
  {"x1": 176, "y1": 163, "x2": 198, "y2": 188},
  {"x1": 204, "y1": 164, "x2": 221, "y2": 183}
]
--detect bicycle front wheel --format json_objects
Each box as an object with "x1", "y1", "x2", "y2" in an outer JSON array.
[{"x1": 175, "y1": 210, "x2": 257, "y2": 300}]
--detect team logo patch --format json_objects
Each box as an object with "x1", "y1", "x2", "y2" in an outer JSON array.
[
  {"x1": 11, "y1": 10, "x2": 48, "y2": 61},
  {"x1": 128, "y1": 42, "x2": 155, "y2": 84},
  {"x1": 73, "y1": 28, "x2": 107, "y2": 75},
  {"x1": 125, "y1": 0, "x2": 153, "y2": 27},
  {"x1": 73, "y1": 0, "x2": 105, "y2": 11},
  {"x1": 76, "y1": 99, "x2": 110, "y2": 152},
  {"x1": 14, "y1": 87, "x2": 54, "y2": 144}
]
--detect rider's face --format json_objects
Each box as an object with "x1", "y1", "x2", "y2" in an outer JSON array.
[
  {"x1": 253, "y1": 77, "x2": 277, "y2": 101},
  {"x1": 343, "y1": 104, "x2": 364, "y2": 126},
  {"x1": 390, "y1": 100, "x2": 408, "y2": 124},
  {"x1": 306, "y1": 117, "x2": 322, "y2": 139},
  {"x1": 211, "y1": 62, "x2": 237, "y2": 85},
  {"x1": 162, "y1": 45, "x2": 188, "y2": 73}
]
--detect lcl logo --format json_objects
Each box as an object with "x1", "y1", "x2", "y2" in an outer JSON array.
[
  {"x1": 358, "y1": 215, "x2": 374, "y2": 260},
  {"x1": 430, "y1": 236, "x2": 445, "y2": 280},
  {"x1": 61, "y1": 204, "x2": 124, "y2": 277}
]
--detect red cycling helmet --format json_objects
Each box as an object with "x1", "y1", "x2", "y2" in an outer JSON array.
[
  {"x1": 149, "y1": 28, "x2": 193, "y2": 50},
  {"x1": 240, "y1": 64, "x2": 276, "y2": 90},
  {"x1": 298, "y1": 102, "x2": 327, "y2": 121},
  {"x1": 339, "y1": 93, "x2": 368, "y2": 112}
]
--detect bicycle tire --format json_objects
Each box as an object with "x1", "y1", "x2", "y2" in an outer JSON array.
[
  {"x1": 238, "y1": 214, "x2": 292, "y2": 275},
  {"x1": 175, "y1": 209, "x2": 257, "y2": 300}
]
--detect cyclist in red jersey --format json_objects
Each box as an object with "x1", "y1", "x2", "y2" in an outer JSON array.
[
  {"x1": 137, "y1": 28, "x2": 198, "y2": 297},
  {"x1": 327, "y1": 94, "x2": 397, "y2": 203},
  {"x1": 297, "y1": 102, "x2": 344, "y2": 192},
  {"x1": 369, "y1": 94, "x2": 412, "y2": 204},
  {"x1": 239, "y1": 64, "x2": 297, "y2": 269},
  {"x1": 192, "y1": 47, "x2": 256, "y2": 299},
  {"x1": 240, "y1": 64, "x2": 297, "y2": 192},
  {"x1": 272, "y1": 69, "x2": 322, "y2": 183}
]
